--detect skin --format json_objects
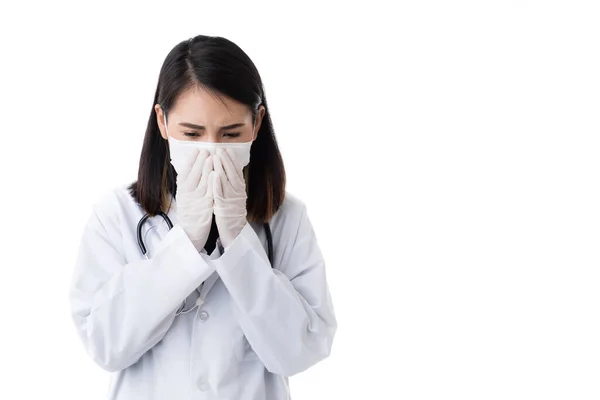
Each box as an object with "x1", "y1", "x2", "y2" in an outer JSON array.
[{"x1": 155, "y1": 85, "x2": 265, "y2": 144}]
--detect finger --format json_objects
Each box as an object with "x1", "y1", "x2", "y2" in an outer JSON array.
[
  {"x1": 206, "y1": 170, "x2": 215, "y2": 200},
  {"x1": 213, "y1": 150, "x2": 225, "y2": 178},
  {"x1": 187, "y1": 149, "x2": 211, "y2": 189},
  {"x1": 226, "y1": 148, "x2": 246, "y2": 184},
  {"x1": 213, "y1": 169, "x2": 223, "y2": 199},
  {"x1": 197, "y1": 154, "x2": 214, "y2": 193},
  {"x1": 214, "y1": 152, "x2": 233, "y2": 197},
  {"x1": 217, "y1": 148, "x2": 244, "y2": 187}
]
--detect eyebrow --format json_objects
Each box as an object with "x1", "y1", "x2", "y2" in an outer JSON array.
[{"x1": 178, "y1": 122, "x2": 245, "y2": 130}]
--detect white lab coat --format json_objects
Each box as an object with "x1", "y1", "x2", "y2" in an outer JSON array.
[{"x1": 68, "y1": 185, "x2": 337, "y2": 400}]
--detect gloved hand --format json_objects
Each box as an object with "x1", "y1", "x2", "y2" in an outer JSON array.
[
  {"x1": 213, "y1": 147, "x2": 248, "y2": 249},
  {"x1": 174, "y1": 149, "x2": 215, "y2": 252}
]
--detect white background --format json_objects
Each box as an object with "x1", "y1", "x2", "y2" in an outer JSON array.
[{"x1": 1, "y1": 1, "x2": 599, "y2": 399}]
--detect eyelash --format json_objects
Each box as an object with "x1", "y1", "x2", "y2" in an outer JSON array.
[{"x1": 184, "y1": 132, "x2": 241, "y2": 138}]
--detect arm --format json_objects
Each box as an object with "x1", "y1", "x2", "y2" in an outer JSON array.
[
  {"x1": 68, "y1": 207, "x2": 215, "y2": 372},
  {"x1": 213, "y1": 204, "x2": 337, "y2": 377}
]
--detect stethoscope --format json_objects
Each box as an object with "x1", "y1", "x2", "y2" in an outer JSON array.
[{"x1": 136, "y1": 211, "x2": 274, "y2": 315}]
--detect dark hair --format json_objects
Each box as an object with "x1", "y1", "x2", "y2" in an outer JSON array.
[{"x1": 129, "y1": 35, "x2": 286, "y2": 223}]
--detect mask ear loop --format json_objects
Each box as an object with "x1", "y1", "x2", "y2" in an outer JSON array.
[
  {"x1": 161, "y1": 106, "x2": 169, "y2": 137},
  {"x1": 160, "y1": 106, "x2": 177, "y2": 207},
  {"x1": 252, "y1": 102, "x2": 262, "y2": 141}
]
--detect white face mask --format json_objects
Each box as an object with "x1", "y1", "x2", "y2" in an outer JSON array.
[{"x1": 163, "y1": 113, "x2": 254, "y2": 174}]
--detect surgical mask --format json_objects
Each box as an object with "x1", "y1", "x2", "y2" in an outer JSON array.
[{"x1": 164, "y1": 113, "x2": 254, "y2": 174}]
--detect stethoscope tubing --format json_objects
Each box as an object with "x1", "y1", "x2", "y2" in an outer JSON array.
[{"x1": 136, "y1": 211, "x2": 274, "y2": 315}]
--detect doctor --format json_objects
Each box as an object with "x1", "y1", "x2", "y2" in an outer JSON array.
[{"x1": 68, "y1": 35, "x2": 337, "y2": 400}]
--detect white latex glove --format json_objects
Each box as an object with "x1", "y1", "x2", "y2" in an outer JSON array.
[
  {"x1": 213, "y1": 147, "x2": 248, "y2": 249},
  {"x1": 174, "y1": 148, "x2": 215, "y2": 252}
]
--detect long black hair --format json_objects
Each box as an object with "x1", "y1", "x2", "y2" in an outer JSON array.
[{"x1": 129, "y1": 35, "x2": 286, "y2": 223}]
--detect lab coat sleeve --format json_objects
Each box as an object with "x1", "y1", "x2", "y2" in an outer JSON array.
[
  {"x1": 213, "y1": 203, "x2": 337, "y2": 377},
  {"x1": 68, "y1": 206, "x2": 215, "y2": 373}
]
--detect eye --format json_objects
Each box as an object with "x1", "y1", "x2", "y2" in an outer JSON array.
[
  {"x1": 184, "y1": 132, "x2": 201, "y2": 137},
  {"x1": 224, "y1": 132, "x2": 241, "y2": 138}
]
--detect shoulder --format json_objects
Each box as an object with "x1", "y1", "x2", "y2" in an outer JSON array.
[
  {"x1": 91, "y1": 183, "x2": 136, "y2": 214},
  {"x1": 259, "y1": 191, "x2": 322, "y2": 270},
  {"x1": 263, "y1": 191, "x2": 313, "y2": 245},
  {"x1": 272, "y1": 191, "x2": 307, "y2": 224},
  {"x1": 88, "y1": 183, "x2": 142, "y2": 230}
]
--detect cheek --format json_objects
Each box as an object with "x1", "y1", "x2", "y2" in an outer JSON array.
[{"x1": 170, "y1": 132, "x2": 189, "y2": 140}]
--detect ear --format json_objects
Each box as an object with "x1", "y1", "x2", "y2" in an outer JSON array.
[
  {"x1": 155, "y1": 104, "x2": 168, "y2": 140},
  {"x1": 252, "y1": 105, "x2": 265, "y2": 141}
]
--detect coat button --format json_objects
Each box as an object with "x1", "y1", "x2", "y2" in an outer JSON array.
[
  {"x1": 198, "y1": 381, "x2": 210, "y2": 391},
  {"x1": 198, "y1": 311, "x2": 209, "y2": 321}
]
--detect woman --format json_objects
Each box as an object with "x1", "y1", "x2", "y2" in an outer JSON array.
[{"x1": 68, "y1": 35, "x2": 337, "y2": 400}]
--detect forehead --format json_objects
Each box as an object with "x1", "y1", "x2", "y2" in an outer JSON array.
[{"x1": 170, "y1": 86, "x2": 250, "y2": 124}]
